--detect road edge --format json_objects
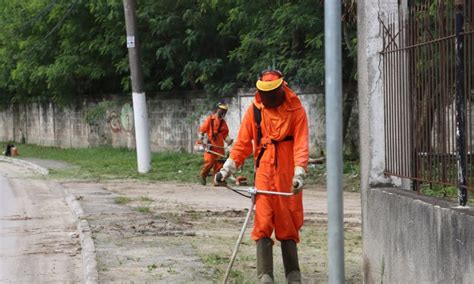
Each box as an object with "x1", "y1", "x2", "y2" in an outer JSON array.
[
  {"x1": 63, "y1": 188, "x2": 99, "y2": 284},
  {"x1": 0, "y1": 156, "x2": 99, "y2": 283},
  {"x1": 0, "y1": 156, "x2": 49, "y2": 175}
]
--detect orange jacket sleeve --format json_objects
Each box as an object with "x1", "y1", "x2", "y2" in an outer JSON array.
[
  {"x1": 229, "y1": 106, "x2": 254, "y2": 167},
  {"x1": 292, "y1": 107, "x2": 309, "y2": 170},
  {"x1": 199, "y1": 115, "x2": 211, "y2": 135}
]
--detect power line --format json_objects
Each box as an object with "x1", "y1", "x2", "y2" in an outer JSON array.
[
  {"x1": 18, "y1": 0, "x2": 58, "y2": 32},
  {"x1": 42, "y1": 0, "x2": 79, "y2": 40}
]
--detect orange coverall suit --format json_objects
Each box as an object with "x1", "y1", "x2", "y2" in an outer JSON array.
[
  {"x1": 230, "y1": 84, "x2": 309, "y2": 243},
  {"x1": 199, "y1": 114, "x2": 229, "y2": 178}
]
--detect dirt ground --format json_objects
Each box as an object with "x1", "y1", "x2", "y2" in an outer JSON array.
[{"x1": 62, "y1": 180, "x2": 362, "y2": 283}]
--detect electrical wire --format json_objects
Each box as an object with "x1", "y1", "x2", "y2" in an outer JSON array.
[
  {"x1": 42, "y1": 0, "x2": 79, "y2": 40},
  {"x1": 17, "y1": 0, "x2": 58, "y2": 32}
]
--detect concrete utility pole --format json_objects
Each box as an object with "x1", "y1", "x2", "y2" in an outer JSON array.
[
  {"x1": 325, "y1": 0, "x2": 345, "y2": 283},
  {"x1": 454, "y1": 0, "x2": 467, "y2": 206},
  {"x1": 123, "y1": 0, "x2": 151, "y2": 173}
]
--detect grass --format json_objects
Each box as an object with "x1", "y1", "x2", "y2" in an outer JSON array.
[
  {"x1": 420, "y1": 184, "x2": 474, "y2": 206},
  {"x1": 11, "y1": 143, "x2": 360, "y2": 190},
  {"x1": 136, "y1": 206, "x2": 151, "y2": 213},
  {"x1": 14, "y1": 143, "x2": 203, "y2": 183},
  {"x1": 191, "y1": 223, "x2": 363, "y2": 283},
  {"x1": 139, "y1": 196, "x2": 154, "y2": 202},
  {"x1": 114, "y1": 196, "x2": 132, "y2": 204}
]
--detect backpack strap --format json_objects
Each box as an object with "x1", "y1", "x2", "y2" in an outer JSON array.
[
  {"x1": 210, "y1": 116, "x2": 223, "y2": 141},
  {"x1": 253, "y1": 104, "x2": 265, "y2": 168},
  {"x1": 253, "y1": 104, "x2": 262, "y2": 146}
]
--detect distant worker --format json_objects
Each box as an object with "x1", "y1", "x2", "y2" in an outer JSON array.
[
  {"x1": 215, "y1": 70, "x2": 309, "y2": 283},
  {"x1": 198, "y1": 102, "x2": 233, "y2": 185}
]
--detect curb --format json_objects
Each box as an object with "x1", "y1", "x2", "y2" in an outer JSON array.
[
  {"x1": 0, "y1": 156, "x2": 49, "y2": 175},
  {"x1": 63, "y1": 188, "x2": 99, "y2": 284},
  {"x1": 0, "y1": 156, "x2": 99, "y2": 283}
]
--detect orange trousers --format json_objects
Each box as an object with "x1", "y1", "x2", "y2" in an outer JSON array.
[
  {"x1": 199, "y1": 152, "x2": 224, "y2": 178},
  {"x1": 252, "y1": 193, "x2": 303, "y2": 243}
]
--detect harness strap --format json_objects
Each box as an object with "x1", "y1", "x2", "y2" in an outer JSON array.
[
  {"x1": 253, "y1": 104, "x2": 262, "y2": 146},
  {"x1": 255, "y1": 136, "x2": 294, "y2": 168},
  {"x1": 253, "y1": 103, "x2": 294, "y2": 168},
  {"x1": 210, "y1": 117, "x2": 223, "y2": 143}
]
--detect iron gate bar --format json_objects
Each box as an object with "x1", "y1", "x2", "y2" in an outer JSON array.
[
  {"x1": 381, "y1": 0, "x2": 474, "y2": 198},
  {"x1": 381, "y1": 31, "x2": 474, "y2": 54}
]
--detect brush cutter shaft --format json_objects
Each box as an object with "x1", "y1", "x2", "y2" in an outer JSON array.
[
  {"x1": 227, "y1": 186, "x2": 294, "y2": 196},
  {"x1": 205, "y1": 148, "x2": 226, "y2": 158},
  {"x1": 222, "y1": 186, "x2": 293, "y2": 283},
  {"x1": 223, "y1": 197, "x2": 255, "y2": 283},
  {"x1": 206, "y1": 143, "x2": 227, "y2": 149}
]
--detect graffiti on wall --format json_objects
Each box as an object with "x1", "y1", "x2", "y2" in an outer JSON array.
[{"x1": 107, "y1": 103, "x2": 134, "y2": 133}]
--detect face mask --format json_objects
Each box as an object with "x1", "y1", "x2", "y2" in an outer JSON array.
[
  {"x1": 217, "y1": 109, "x2": 227, "y2": 118},
  {"x1": 259, "y1": 87, "x2": 285, "y2": 108}
]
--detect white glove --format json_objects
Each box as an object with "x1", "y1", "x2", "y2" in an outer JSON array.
[
  {"x1": 225, "y1": 136, "x2": 234, "y2": 145},
  {"x1": 199, "y1": 133, "x2": 208, "y2": 145},
  {"x1": 292, "y1": 166, "x2": 306, "y2": 194},
  {"x1": 214, "y1": 158, "x2": 237, "y2": 183}
]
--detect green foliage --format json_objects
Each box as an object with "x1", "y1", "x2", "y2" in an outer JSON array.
[
  {"x1": 420, "y1": 184, "x2": 458, "y2": 200},
  {"x1": 0, "y1": 1, "x2": 357, "y2": 104},
  {"x1": 84, "y1": 101, "x2": 114, "y2": 125}
]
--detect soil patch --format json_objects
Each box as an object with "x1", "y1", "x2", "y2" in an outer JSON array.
[{"x1": 63, "y1": 181, "x2": 362, "y2": 283}]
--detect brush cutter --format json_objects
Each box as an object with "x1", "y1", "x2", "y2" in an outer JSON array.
[
  {"x1": 194, "y1": 142, "x2": 230, "y2": 158},
  {"x1": 222, "y1": 185, "x2": 293, "y2": 283}
]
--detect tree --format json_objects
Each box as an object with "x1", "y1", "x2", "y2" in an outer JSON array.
[{"x1": 0, "y1": 1, "x2": 359, "y2": 158}]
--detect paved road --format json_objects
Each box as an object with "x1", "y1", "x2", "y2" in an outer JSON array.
[{"x1": 0, "y1": 161, "x2": 82, "y2": 282}]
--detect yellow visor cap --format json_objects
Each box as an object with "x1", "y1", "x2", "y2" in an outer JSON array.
[
  {"x1": 217, "y1": 104, "x2": 228, "y2": 110},
  {"x1": 256, "y1": 77, "x2": 284, "y2": 91}
]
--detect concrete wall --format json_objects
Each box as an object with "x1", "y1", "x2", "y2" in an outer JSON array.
[
  {"x1": 0, "y1": 90, "x2": 325, "y2": 155},
  {"x1": 364, "y1": 188, "x2": 474, "y2": 284},
  {"x1": 358, "y1": 0, "x2": 474, "y2": 283}
]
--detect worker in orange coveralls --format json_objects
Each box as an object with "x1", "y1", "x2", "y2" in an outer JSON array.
[
  {"x1": 198, "y1": 102, "x2": 233, "y2": 186},
  {"x1": 215, "y1": 70, "x2": 309, "y2": 283}
]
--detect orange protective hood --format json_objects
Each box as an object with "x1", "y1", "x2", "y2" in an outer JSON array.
[
  {"x1": 253, "y1": 83, "x2": 303, "y2": 112},
  {"x1": 253, "y1": 84, "x2": 304, "y2": 142}
]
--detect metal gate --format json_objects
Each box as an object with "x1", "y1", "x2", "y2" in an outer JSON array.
[{"x1": 380, "y1": 0, "x2": 473, "y2": 205}]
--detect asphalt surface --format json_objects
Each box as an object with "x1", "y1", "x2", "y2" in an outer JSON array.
[{"x1": 0, "y1": 161, "x2": 82, "y2": 282}]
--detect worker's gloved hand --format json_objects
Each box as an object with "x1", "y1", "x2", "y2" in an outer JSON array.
[
  {"x1": 292, "y1": 166, "x2": 306, "y2": 194},
  {"x1": 225, "y1": 136, "x2": 234, "y2": 146},
  {"x1": 215, "y1": 158, "x2": 237, "y2": 183},
  {"x1": 200, "y1": 133, "x2": 208, "y2": 146}
]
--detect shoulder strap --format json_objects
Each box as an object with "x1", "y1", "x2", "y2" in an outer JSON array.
[
  {"x1": 210, "y1": 118, "x2": 214, "y2": 139},
  {"x1": 253, "y1": 104, "x2": 262, "y2": 146},
  {"x1": 210, "y1": 116, "x2": 223, "y2": 141}
]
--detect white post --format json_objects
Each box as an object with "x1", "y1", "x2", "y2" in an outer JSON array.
[
  {"x1": 132, "y1": 92, "x2": 151, "y2": 173},
  {"x1": 123, "y1": 0, "x2": 151, "y2": 173}
]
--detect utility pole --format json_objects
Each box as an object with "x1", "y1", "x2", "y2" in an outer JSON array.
[
  {"x1": 325, "y1": 0, "x2": 345, "y2": 283},
  {"x1": 455, "y1": 0, "x2": 467, "y2": 206},
  {"x1": 122, "y1": 0, "x2": 151, "y2": 173}
]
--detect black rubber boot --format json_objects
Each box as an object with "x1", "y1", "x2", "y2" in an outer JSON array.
[
  {"x1": 281, "y1": 240, "x2": 301, "y2": 283},
  {"x1": 257, "y1": 237, "x2": 274, "y2": 283}
]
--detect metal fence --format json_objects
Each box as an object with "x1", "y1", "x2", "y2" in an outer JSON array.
[{"x1": 381, "y1": 0, "x2": 473, "y2": 205}]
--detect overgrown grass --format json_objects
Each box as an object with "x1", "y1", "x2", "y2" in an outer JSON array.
[
  {"x1": 15, "y1": 144, "x2": 203, "y2": 183},
  {"x1": 10, "y1": 143, "x2": 360, "y2": 190},
  {"x1": 420, "y1": 184, "x2": 474, "y2": 206}
]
